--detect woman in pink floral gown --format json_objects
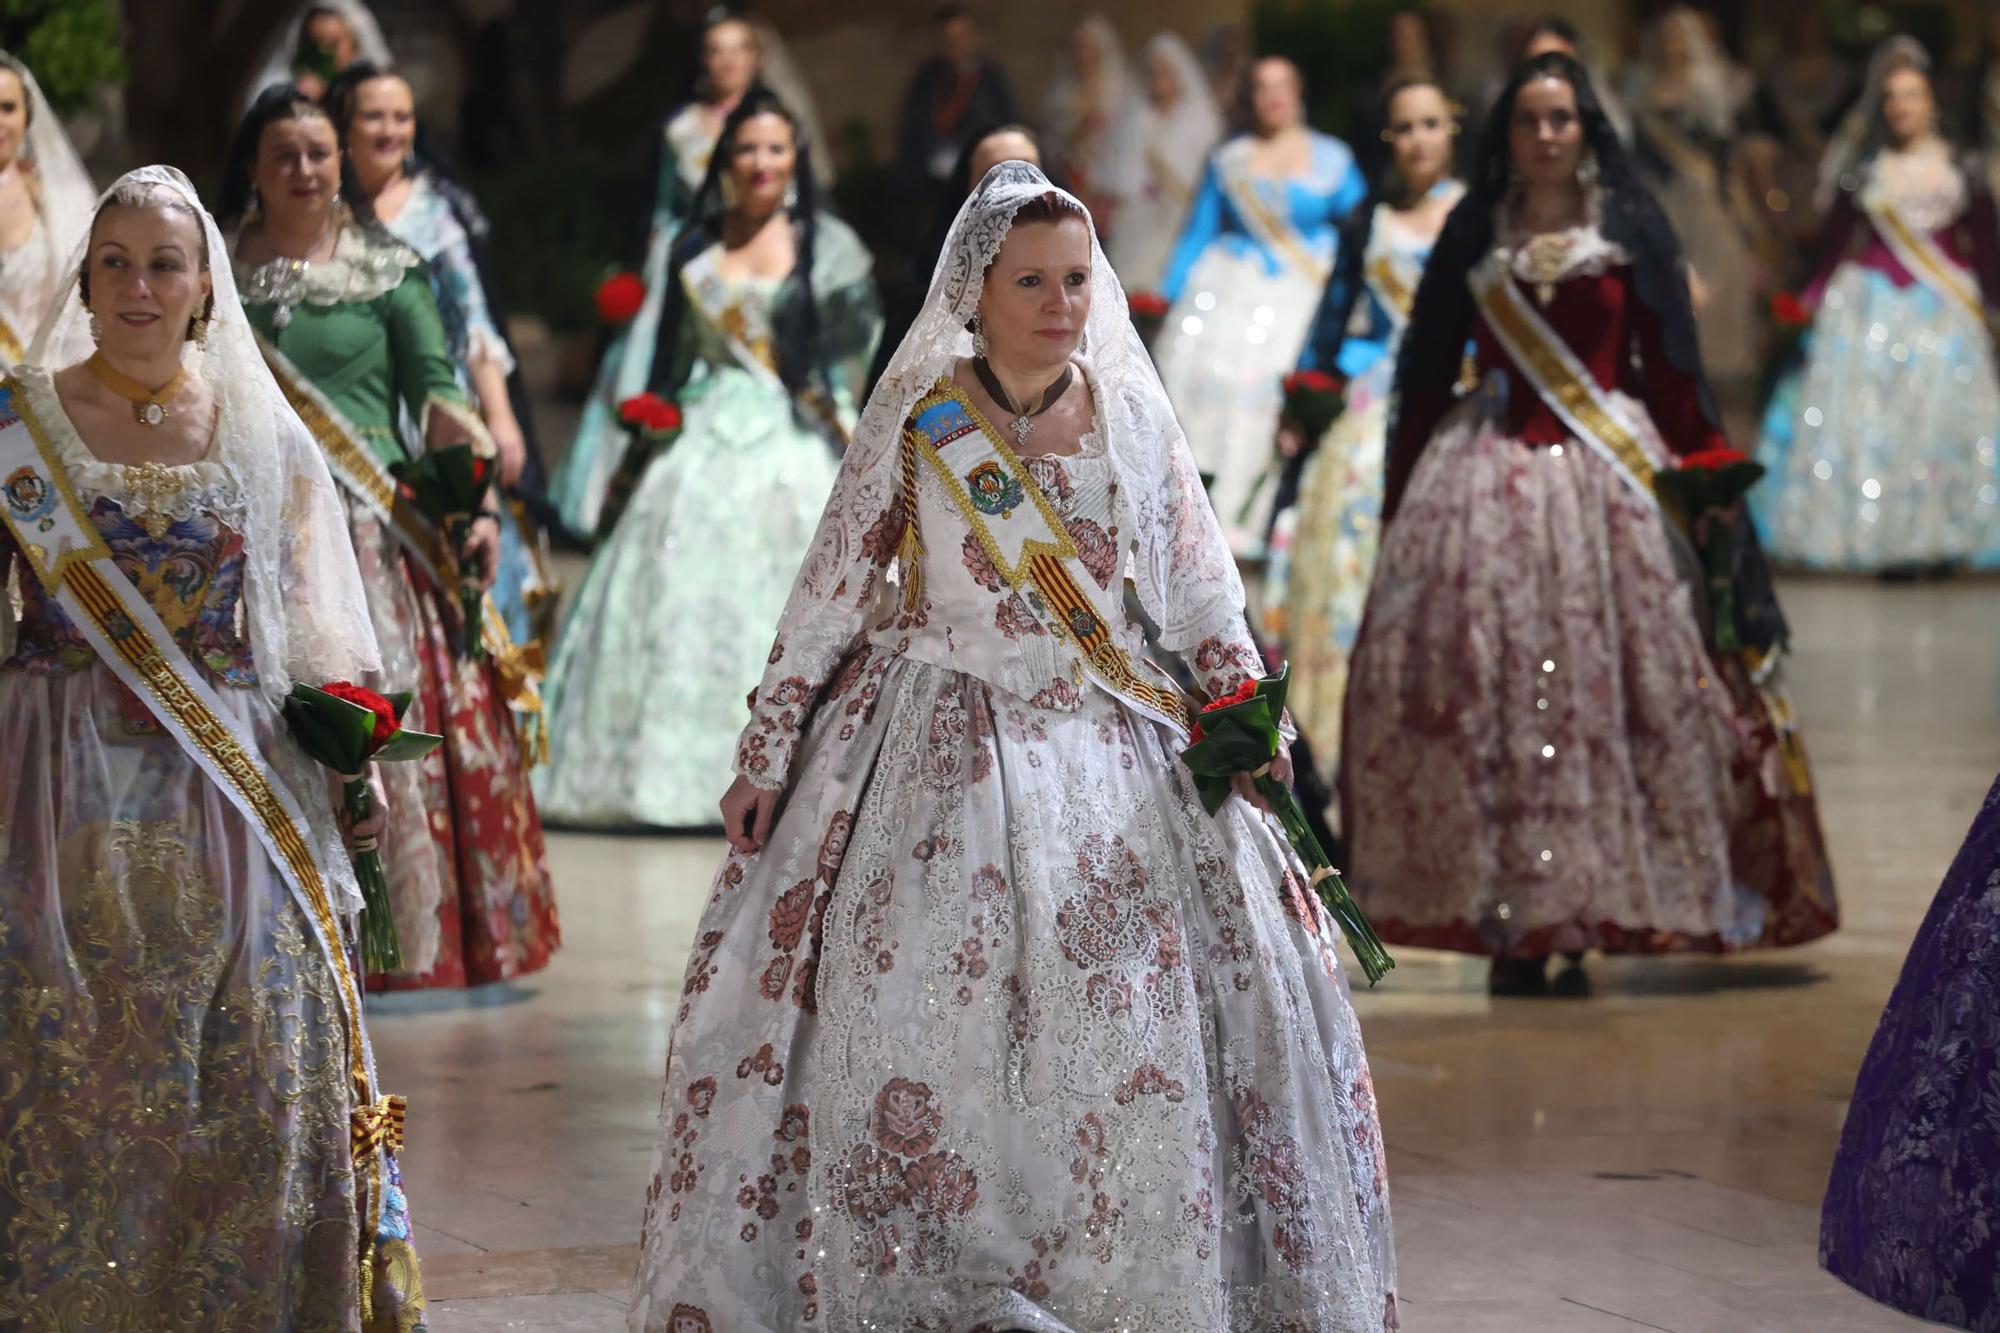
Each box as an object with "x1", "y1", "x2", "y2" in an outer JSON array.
[{"x1": 628, "y1": 163, "x2": 1397, "y2": 1331}]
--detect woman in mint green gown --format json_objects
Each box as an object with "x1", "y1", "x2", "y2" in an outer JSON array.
[{"x1": 538, "y1": 90, "x2": 878, "y2": 829}]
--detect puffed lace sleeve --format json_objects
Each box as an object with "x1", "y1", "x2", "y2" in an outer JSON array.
[
  {"x1": 731, "y1": 402, "x2": 903, "y2": 791},
  {"x1": 1116, "y1": 380, "x2": 1263, "y2": 703}
]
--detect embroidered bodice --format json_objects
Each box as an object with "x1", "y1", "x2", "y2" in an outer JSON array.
[
  {"x1": 732, "y1": 373, "x2": 1263, "y2": 792},
  {"x1": 1385, "y1": 220, "x2": 1727, "y2": 518},
  {"x1": 685, "y1": 267, "x2": 783, "y2": 378},
  {"x1": 874, "y1": 384, "x2": 1140, "y2": 712},
  {"x1": 1160, "y1": 131, "x2": 1367, "y2": 300},
  {"x1": 1, "y1": 375, "x2": 255, "y2": 686},
  {"x1": 1862, "y1": 141, "x2": 1966, "y2": 233},
  {"x1": 236, "y1": 221, "x2": 472, "y2": 464},
  {"x1": 1299, "y1": 188, "x2": 1459, "y2": 381}
]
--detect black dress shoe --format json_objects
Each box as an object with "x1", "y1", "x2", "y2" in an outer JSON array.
[
  {"x1": 1549, "y1": 960, "x2": 1593, "y2": 998},
  {"x1": 1488, "y1": 955, "x2": 1549, "y2": 996}
]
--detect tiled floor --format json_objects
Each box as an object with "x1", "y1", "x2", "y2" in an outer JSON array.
[{"x1": 377, "y1": 574, "x2": 1999, "y2": 1331}]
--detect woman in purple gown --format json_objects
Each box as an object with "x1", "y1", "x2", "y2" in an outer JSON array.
[{"x1": 1821, "y1": 774, "x2": 2000, "y2": 1330}]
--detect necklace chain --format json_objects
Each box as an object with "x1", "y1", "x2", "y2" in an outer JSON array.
[{"x1": 973, "y1": 357, "x2": 1073, "y2": 446}]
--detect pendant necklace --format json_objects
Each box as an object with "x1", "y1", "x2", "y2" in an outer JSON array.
[
  {"x1": 973, "y1": 356, "x2": 1073, "y2": 447},
  {"x1": 86, "y1": 352, "x2": 188, "y2": 427}
]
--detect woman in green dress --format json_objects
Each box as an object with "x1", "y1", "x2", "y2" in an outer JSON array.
[
  {"x1": 538, "y1": 89, "x2": 879, "y2": 829},
  {"x1": 219, "y1": 86, "x2": 558, "y2": 988}
]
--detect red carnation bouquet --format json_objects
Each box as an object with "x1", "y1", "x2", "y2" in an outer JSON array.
[
  {"x1": 1654, "y1": 447, "x2": 1767, "y2": 653},
  {"x1": 1181, "y1": 665, "x2": 1395, "y2": 985},
  {"x1": 595, "y1": 270, "x2": 647, "y2": 326},
  {"x1": 1280, "y1": 369, "x2": 1348, "y2": 442},
  {"x1": 599, "y1": 392, "x2": 686, "y2": 541},
  {"x1": 1126, "y1": 291, "x2": 1169, "y2": 345},
  {"x1": 285, "y1": 681, "x2": 445, "y2": 973},
  {"x1": 394, "y1": 444, "x2": 495, "y2": 663}
]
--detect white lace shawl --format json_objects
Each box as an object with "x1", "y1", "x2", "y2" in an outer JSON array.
[{"x1": 736, "y1": 161, "x2": 1247, "y2": 789}]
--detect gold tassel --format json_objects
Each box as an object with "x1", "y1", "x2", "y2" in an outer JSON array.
[{"x1": 897, "y1": 517, "x2": 924, "y2": 611}]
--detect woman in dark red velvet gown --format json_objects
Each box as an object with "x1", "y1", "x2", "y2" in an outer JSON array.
[{"x1": 1340, "y1": 53, "x2": 1836, "y2": 996}]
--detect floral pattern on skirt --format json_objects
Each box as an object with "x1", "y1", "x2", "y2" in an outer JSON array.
[
  {"x1": 1343, "y1": 392, "x2": 1835, "y2": 956},
  {"x1": 630, "y1": 648, "x2": 1397, "y2": 1332},
  {"x1": 344, "y1": 510, "x2": 559, "y2": 990}
]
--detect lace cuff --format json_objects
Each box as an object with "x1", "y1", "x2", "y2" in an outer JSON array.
[
  {"x1": 733, "y1": 668, "x2": 821, "y2": 791},
  {"x1": 1184, "y1": 619, "x2": 1263, "y2": 700},
  {"x1": 466, "y1": 325, "x2": 518, "y2": 379}
]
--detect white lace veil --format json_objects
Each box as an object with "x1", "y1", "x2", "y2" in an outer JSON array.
[
  {"x1": 1815, "y1": 35, "x2": 1931, "y2": 213},
  {"x1": 244, "y1": 0, "x2": 394, "y2": 110},
  {"x1": 1102, "y1": 33, "x2": 1223, "y2": 206},
  {"x1": 0, "y1": 52, "x2": 94, "y2": 266},
  {"x1": 847, "y1": 160, "x2": 1243, "y2": 648},
  {"x1": 28, "y1": 166, "x2": 381, "y2": 701}
]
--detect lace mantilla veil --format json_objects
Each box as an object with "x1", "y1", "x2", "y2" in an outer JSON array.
[
  {"x1": 24, "y1": 165, "x2": 382, "y2": 902},
  {"x1": 2, "y1": 51, "x2": 94, "y2": 279},
  {"x1": 751, "y1": 162, "x2": 1244, "y2": 788}
]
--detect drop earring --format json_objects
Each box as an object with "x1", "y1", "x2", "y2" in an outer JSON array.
[
  {"x1": 970, "y1": 313, "x2": 988, "y2": 358},
  {"x1": 88, "y1": 311, "x2": 102, "y2": 342},
  {"x1": 1577, "y1": 150, "x2": 1600, "y2": 190}
]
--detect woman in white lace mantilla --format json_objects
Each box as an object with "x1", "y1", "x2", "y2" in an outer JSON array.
[
  {"x1": 627, "y1": 161, "x2": 1396, "y2": 1333},
  {"x1": 0, "y1": 51, "x2": 93, "y2": 364}
]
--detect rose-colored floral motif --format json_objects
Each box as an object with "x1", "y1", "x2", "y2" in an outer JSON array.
[
  {"x1": 861, "y1": 501, "x2": 906, "y2": 564},
  {"x1": 871, "y1": 1077, "x2": 944, "y2": 1156},
  {"x1": 960, "y1": 531, "x2": 1005, "y2": 592},
  {"x1": 666, "y1": 1304, "x2": 713, "y2": 1333},
  {"x1": 769, "y1": 879, "x2": 816, "y2": 952},
  {"x1": 737, "y1": 1042, "x2": 785, "y2": 1086},
  {"x1": 1067, "y1": 517, "x2": 1118, "y2": 589},
  {"x1": 1028, "y1": 677, "x2": 1081, "y2": 711},
  {"x1": 1056, "y1": 834, "x2": 1158, "y2": 969},
  {"x1": 994, "y1": 593, "x2": 1044, "y2": 641},
  {"x1": 836, "y1": 1143, "x2": 910, "y2": 1222},
  {"x1": 902, "y1": 1149, "x2": 980, "y2": 1218},
  {"x1": 1192, "y1": 634, "x2": 1263, "y2": 698},
  {"x1": 1116, "y1": 1063, "x2": 1189, "y2": 1105},
  {"x1": 1024, "y1": 455, "x2": 1075, "y2": 504}
]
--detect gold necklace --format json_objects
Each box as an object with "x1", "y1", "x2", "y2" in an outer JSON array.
[
  {"x1": 87, "y1": 352, "x2": 189, "y2": 428},
  {"x1": 1522, "y1": 231, "x2": 1575, "y2": 307}
]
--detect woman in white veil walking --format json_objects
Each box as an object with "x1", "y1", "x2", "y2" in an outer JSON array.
[
  {"x1": 627, "y1": 161, "x2": 1396, "y2": 1333},
  {"x1": 1103, "y1": 31, "x2": 1224, "y2": 293},
  {"x1": 244, "y1": 0, "x2": 393, "y2": 104},
  {"x1": 0, "y1": 166, "x2": 422, "y2": 1328},
  {"x1": 0, "y1": 51, "x2": 94, "y2": 362}
]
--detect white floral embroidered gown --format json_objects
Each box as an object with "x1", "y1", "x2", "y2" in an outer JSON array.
[{"x1": 631, "y1": 165, "x2": 1396, "y2": 1333}]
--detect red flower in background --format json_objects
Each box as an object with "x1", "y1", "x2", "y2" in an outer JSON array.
[
  {"x1": 320, "y1": 680, "x2": 400, "y2": 749},
  {"x1": 1681, "y1": 446, "x2": 1753, "y2": 472},
  {"x1": 1284, "y1": 370, "x2": 1343, "y2": 395},
  {"x1": 618, "y1": 392, "x2": 683, "y2": 433},
  {"x1": 596, "y1": 271, "x2": 647, "y2": 325},
  {"x1": 1770, "y1": 291, "x2": 1809, "y2": 327},
  {"x1": 1127, "y1": 291, "x2": 1169, "y2": 318}
]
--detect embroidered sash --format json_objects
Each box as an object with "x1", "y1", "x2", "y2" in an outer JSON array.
[
  {"x1": 681, "y1": 245, "x2": 852, "y2": 449},
  {"x1": 1469, "y1": 255, "x2": 1663, "y2": 502},
  {"x1": 1868, "y1": 198, "x2": 1995, "y2": 337},
  {"x1": 0, "y1": 379, "x2": 401, "y2": 1164},
  {"x1": 256, "y1": 334, "x2": 446, "y2": 581},
  {"x1": 902, "y1": 380, "x2": 1191, "y2": 732},
  {"x1": 1365, "y1": 251, "x2": 1420, "y2": 332},
  {"x1": 1218, "y1": 141, "x2": 1331, "y2": 286}
]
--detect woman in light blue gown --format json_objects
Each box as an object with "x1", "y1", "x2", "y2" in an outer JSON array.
[
  {"x1": 1149, "y1": 54, "x2": 1366, "y2": 556},
  {"x1": 537, "y1": 89, "x2": 879, "y2": 829}
]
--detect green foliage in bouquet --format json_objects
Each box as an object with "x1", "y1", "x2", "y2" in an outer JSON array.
[
  {"x1": 1182, "y1": 666, "x2": 1395, "y2": 984},
  {"x1": 394, "y1": 444, "x2": 494, "y2": 662},
  {"x1": 285, "y1": 682, "x2": 444, "y2": 974}
]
